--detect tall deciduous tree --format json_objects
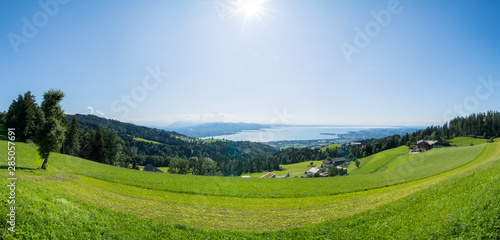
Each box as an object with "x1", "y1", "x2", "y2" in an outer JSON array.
[{"x1": 35, "y1": 90, "x2": 66, "y2": 170}]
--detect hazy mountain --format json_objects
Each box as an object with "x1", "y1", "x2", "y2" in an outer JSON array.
[
  {"x1": 163, "y1": 120, "x2": 203, "y2": 129},
  {"x1": 165, "y1": 122, "x2": 271, "y2": 138}
]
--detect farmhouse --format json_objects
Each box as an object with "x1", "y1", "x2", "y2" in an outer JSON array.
[
  {"x1": 416, "y1": 140, "x2": 442, "y2": 152},
  {"x1": 322, "y1": 159, "x2": 334, "y2": 168},
  {"x1": 323, "y1": 157, "x2": 347, "y2": 168},
  {"x1": 144, "y1": 164, "x2": 163, "y2": 173}
]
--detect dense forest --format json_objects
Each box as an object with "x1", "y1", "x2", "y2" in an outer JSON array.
[{"x1": 2, "y1": 90, "x2": 499, "y2": 176}]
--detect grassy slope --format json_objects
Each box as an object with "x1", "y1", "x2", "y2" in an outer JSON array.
[
  {"x1": 1, "y1": 126, "x2": 499, "y2": 238},
  {"x1": 133, "y1": 137, "x2": 162, "y2": 144},
  {"x1": 348, "y1": 146, "x2": 409, "y2": 174},
  {"x1": 448, "y1": 137, "x2": 488, "y2": 146},
  {"x1": 1, "y1": 142, "x2": 499, "y2": 238},
  {"x1": 201, "y1": 139, "x2": 228, "y2": 143},
  {"x1": 320, "y1": 143, "x2": 341, "y2": 151},
  {"x1": 156, "y1": 167, "x2": 169, "y2": 172},
  {"x1": 2, "y1": 141, "x2": 485, "y2": 199},
  {"x1": 245, "y1": 161, "x2": 323, "y2": 178},
  {"x1": 348, "y1": 137, "x2": 493, "y2": 174}
]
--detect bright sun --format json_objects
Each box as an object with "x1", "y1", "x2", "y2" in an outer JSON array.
[{"x1": 237, "y1": 0, "x2": 266, "y2": 18}]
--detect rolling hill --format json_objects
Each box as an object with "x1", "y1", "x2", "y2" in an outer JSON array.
[{"x1": 1, "y1": 124, "x2": 499, "y2": 238}]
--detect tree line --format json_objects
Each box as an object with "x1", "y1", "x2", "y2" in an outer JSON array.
[{"x1": 1, "y1": 90, "x2": 127, "y2": 168}]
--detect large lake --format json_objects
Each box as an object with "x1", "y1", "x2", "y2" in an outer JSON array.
[{"x1": 204, "y1": 126, "x2": 397, "y2": 142}]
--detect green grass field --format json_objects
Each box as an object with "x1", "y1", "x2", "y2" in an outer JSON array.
[
  {"x1": 1, "y1": 127, "x2": 499, "y2": 238},
  {"x1": 157, "y1": 167, "x2": 169, "y2": 172},
  {"x1": 448, "y1": 137, "x2": 488, "y2": 146},
  {"x1": 320, "y1": 143, "x2": 341, "y2": 151},
  {"x1": 200, "y1": 138, "x2": 228, "y2": 143},
  {"x1": 245, "y1": 160, "x2": 323, "y2": 177},
  {"x1": 133, "y1": 137, "x2": 162, "y2": 144},
  {"x1": 0, "y1": 140, "x2": 487, "y2": 199},
  {"x1": 348, "y1": 146, "x2": 409, "y2": 174}
]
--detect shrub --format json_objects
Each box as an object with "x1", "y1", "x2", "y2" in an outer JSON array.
[{"x1": 168, "y1": 157, "x2": 189, "y2": 174}]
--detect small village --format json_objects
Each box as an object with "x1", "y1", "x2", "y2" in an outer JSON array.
[
  {"x1": 137, "y1": 139, "x2": 446, "y2": 178},
  {"x1": 243, "y1": 139, "x2": 444, "y2": 179}
]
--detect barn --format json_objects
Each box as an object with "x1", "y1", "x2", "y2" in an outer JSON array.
[
  {"x1": 416, "y1": 140, "x2": 442, "y2": 152},
  {"x1": 144, "y1": 164, "x2": 163, "y2": 173}
]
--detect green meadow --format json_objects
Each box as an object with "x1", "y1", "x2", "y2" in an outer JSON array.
[
  {"x1": 132, "y1": 137, "x2": 162, "y2": 144},
  {"x1": 1, "y1": 128, "x2": 499, "y2": 238},
  {"x1": 448, "y1": 136, "x2": 488, "y2": 146},
  {"x1": 347, "y1": 146, "x2": 409, "y2": 174},
  {"x1": 245, "y1": 160, "x2": 323, "y2": 178},
  {"x1": 320, "y1": 143, "x2": 341, "y2": 151}
]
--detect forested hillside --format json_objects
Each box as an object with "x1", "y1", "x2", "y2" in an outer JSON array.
[{"x1": 70, "y1": 114, "x2": 277, "y2": 175}]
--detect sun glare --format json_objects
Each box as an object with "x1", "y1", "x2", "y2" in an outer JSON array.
[
  {"x1": 239, "y1": 0, "x2": 263, "y2": 17},
  {"x1": 236, "y1": 0, "x2": 267, "y2": 19}
]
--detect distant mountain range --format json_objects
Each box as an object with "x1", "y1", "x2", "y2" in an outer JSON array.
[{"x1": 164, "y1": 122, "x2": 272, "y2": 138}]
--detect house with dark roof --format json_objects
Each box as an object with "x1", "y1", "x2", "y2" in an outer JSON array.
[
  {"x1": 323, "y1": 157, "x2": 347, "y2": 168},
  {"x1": 416, "y1": 140, "x2": 442, "y2": 152},
  {"x1": 322, "y1": 159, "x2": 334, "y2": 168}
]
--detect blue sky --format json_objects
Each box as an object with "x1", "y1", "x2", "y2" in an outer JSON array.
[{"x1": 1, "y1": 0, "x2": 499, "y2": 127}]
